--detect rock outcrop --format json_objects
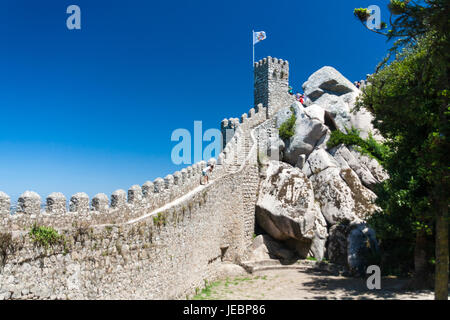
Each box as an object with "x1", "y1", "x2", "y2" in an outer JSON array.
[
  {"x1": 329, "y1": 144, "x2": 379, "y2": 190},
  {"x1": 255, "y1": 161, "x2": 328, "y2": 260},
  {"x1": 253, "y1": 64, "x2": 388, "y2": 272},
  {"x1": 302, "y1": 66, "x2": 356, "y2": 100},
  {"x1": 276, "y1": 102, "x2": 328, "y2": 166},
  {"x1": 302, "y1": 66, "x2": 378, "y2": 139},
  {"x1": 246, "y1": 234, "x2": 297, "y2": 261},
  {"x1": 327, "y1": 220, "x2": 378, "y2": 275}
]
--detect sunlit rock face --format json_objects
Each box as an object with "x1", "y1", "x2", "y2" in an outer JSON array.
[{"x1": 255, "y1": 160, "x2": 328, "y2": 260}]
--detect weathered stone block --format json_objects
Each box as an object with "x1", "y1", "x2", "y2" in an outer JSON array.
[
  {"x1": 0, "y1": 191, "x2": 10, "y2": 215},
  {"x1": 111, "y1": 189, "x2": 126, "y2": 209},
  {"x1": 173, "y1": 171, "x2": 182, "y2": 185},
  {"x1": 69, "y1": 192, "x2": 89, "y2": 214},
  {"x1": 186, "y1": 166, "x2": 193, "y2": 179},
  {"x1": 92, "y1": 193, "x2": 109, "y2": 213},
  {"x1": 128, "y1": 185, "x2": 143, "y2": 204},
  {"x1": 164, "y1": 175, "x2": 174, "y2": 189},
  {"x1": 153, "y1": 178, "x2": 165, "y2": 193},
  {"x1": 17, "y1": 191, "x2": 41, "y2": 215},
  {"x1": 46, "y1": 192, "x2": 66, "y2": 214},
  {"x1": 142, "y1": 181, "x2": 154, "y2": 198},
  {"x1": 180, "y1": 169, "x2": 188, "y2": 184}
]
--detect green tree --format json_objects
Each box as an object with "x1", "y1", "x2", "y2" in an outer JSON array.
[
  {"x1": 354, "y1": 0, "x2": 449, "y2": 300},
  {"x1": 354, "y1": 0, "x2": 449, "y2": 71}
]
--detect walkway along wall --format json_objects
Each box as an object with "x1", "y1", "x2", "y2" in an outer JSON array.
[
  {"x1": 0, "y1": 56, "x2": 290, "y2": 300},
  {"x1": 0, "y1": 104, "x2": 268, "y2": 300}
]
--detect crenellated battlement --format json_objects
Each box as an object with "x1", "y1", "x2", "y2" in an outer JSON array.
[
  {"x1": 221, "y1": 102, "x2": 269, "y2": 147},
  {"x1": 253, "y1": 56, "x2": 289, "y2": 68},
  {"x1": 0, "y1": 191, "x2": 10, "y2": 215},
  {"x1": 254, "y1": 56, "x2": 295, "y2": 118},
  {"x1": 0, "y1": 57, "x2": 295, "y2": 300},
  {"x1": 0, "y1": 160, "x2": 212, "y2": 229},
  {"x1": 0, "y1": 97, "x2": 272, "y2": 232}
]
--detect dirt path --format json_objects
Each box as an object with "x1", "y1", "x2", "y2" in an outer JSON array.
[{"x1": 193, "y1": 269, "x2": 438, "y2": 300}]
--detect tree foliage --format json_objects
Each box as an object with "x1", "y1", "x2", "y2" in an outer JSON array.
[
  {"x1": 358, "y1": 35, "x2": 449, "y2": 294},
  {"x1": 353, "y1": 8, "x2": 371, "y2": 21},
  {"x1": 354, "y1": 0, "x2": 450, "y2": 70},
  {"x1": 354, "y1": 0, "x2": 449, "y2": 299}
]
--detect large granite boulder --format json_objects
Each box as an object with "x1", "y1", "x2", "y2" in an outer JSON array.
[
  {"x1": 349, "y1": 105, "x2": 378, "y2": 139},
  {"x1": 309, "y1": 167, "x2": 358, "y2": 225},
  {"x1": 329, "y1": 144, "x2": 388, "y2": 193},
  {"x1": 305, "y1": 148, "x2": 340, "y2": 175},
  {"x1": 329, "y1": 144, "x2": 378, "y2": 189},
  {"x1": 339, "y1": 168, "x2": 378, "y2": 221},
  {"x1": 302, "y1": 66, "x2": 356, "y2": 100},
  {"x1": 327, "y1": 220, "x2": 379, "y2": 275},
  {"x1": 348, "y1": 146, "x2": 389, "y2": 183},
  {"x1": 304, "y1": 147, "x2": 377, "y2": 224},
  {"x1": 255, "y1": 161, "x2": 328, "y2": 260},
  {"x1": 327, "y1": 224, "x2": 348, "y2": 266},
  {"x1": 303, "y1": 104, "x2": 325, "y2": 123},
  {"x1": 276, "y1": 103, "x2": 328, "y2": 166},
  {"x1": 312, "y1": 93, "x2": 353, "y2": 132},
  {"x1": 302, "y1": 66, "x2": 378, "y2": 138},
  {"x1": 246, "y1": 234, "x2": 297, "y2": 261},
  {"x1": 302, "y1": 66, "x2": 356, "y2": 132},
  {"x1": 274, "y1": 102, "x2": 300, "y2": 127},
  {"x1": 309, "y1": 165, "x2": 378, "y2": 225}
]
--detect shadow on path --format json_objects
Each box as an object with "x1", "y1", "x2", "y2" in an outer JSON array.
[{"x1": 299, "y1": 269, "x2": 434, "y2": 300}]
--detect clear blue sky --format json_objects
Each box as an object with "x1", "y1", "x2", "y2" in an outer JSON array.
[{"x1": 0, "y1": 0, "x2": 391, "y2": 201}]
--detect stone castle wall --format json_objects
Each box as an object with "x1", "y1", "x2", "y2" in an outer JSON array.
[
  {"x1": 0, "y1": 104, "x2": 269, "y2": 300},
  {"x1": 0, "y1": 164, "x2": 258, "y2": 299},
  {"x1": 0, "y1": 57, "x2": 291, "y2": 300}
]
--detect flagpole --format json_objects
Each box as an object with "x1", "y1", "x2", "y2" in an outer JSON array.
[{"x1": 252, "y1": 30, "x2": 254, "y2": 67}]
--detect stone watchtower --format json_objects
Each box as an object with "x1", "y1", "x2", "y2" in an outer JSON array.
[{"x1": 254, "y1": 56, "x2": 294, "y2": 118}]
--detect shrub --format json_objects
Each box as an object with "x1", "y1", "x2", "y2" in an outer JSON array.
[
  {"x1": 153, "y1": 212, "x2": 167, "y2": 227},
  {"x1": 29, "y1": 224, "x2": 65, "y2": 249},
  {"x1": 279, "y1": 107, "x2": 296, "y2": 140},
  {"x1": 364, "y1": 133, "x2": 390, "y2": 162},
  {"x1": 327, "y1": 127, "x2": 363, "y2": 148},
  {"x1": 327, "y1": 127, "x2": 389, "y2": 163}
]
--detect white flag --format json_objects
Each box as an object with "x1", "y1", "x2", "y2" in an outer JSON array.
[{"x1": 253, "y1": 31, "x2": 267, "y2": 45}]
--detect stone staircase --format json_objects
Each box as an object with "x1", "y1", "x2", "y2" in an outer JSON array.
[
  {"x1": 227, "y1": 132, "x2": 251, "y2": 173},
  {"x1": 240, "y1": 259, "x2": 345, "y2": 275}
]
